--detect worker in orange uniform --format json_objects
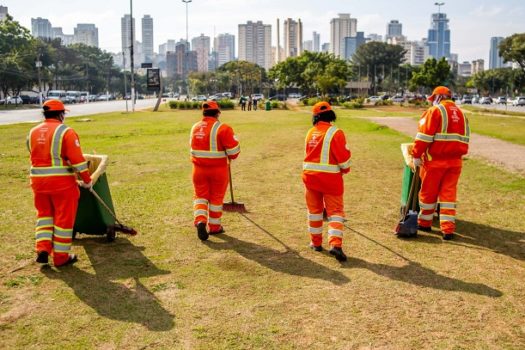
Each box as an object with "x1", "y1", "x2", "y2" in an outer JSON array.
[
  {"x1": 28, "y1": 99, "x2": 92, "y2": 266},
  {"x1": 303, "y1": 102, "x2": 352, "y2": 261},
  {"x1": 411, "y1": 86, "x2": 470, "y2": 240},
  {"x1": 190, "y1": 101, "x2": 240, "y2": 241}
]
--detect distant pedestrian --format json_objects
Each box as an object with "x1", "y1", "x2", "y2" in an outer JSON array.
[
  {"x1": 247, "y1": 96, "x2": 252, "y2": 111},
  {"x1": 253, "y1": 98, "x2": 258, "y2": 111},
  {"x1": 239, "y1": 96, "x2": 246, "y2": 111}
]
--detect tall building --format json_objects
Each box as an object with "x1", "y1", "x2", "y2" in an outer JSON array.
[
  {"x1": 427, "y1": 12, "x2": 451, "y2": 60},
  {"x1": 166, "y1": 51, "x2": 177, "y2": 78},
  {"x1": 402, "y1": 40, "x2": 429, "y2": 66},
  {"x1": 303, "y1": 40, "x2": 313, "y2": 52},
  {"x1": 74, "y1": 24, "x2": 99, "y2": 47},
  {"x1": 313, "y1": 31, "x2": 320, "y2": 52},
  {"x1": 238, "y1": 21, "x2": 272, "y2": 70},
  {"x1": 471, "y1": 59, "x2": 484, "y2": 75},
  {"x1": 31, "y1": 17, "x2": 52, "y2": 39},
  {"x1": 458, "y1": 61, "x2": 472, "y2": 77},
  {"x1": 366, "y1": 33, "x2": 383, "y2": 42},
  {"x1": 192, "y1": 34, "x2": 210, "y2": 72},
  {"x1": 214, "y1": 33, "x2": 235, "y2": 68},
  {"x1": 489, "y1": 37, "x2": 505, "y2": 69},
  {"x1": 167, "y1": 39, "x2": 195, "y2": 79},
  {"x1": 0, "y1": 6, "x2": 8, "y2": 21},
  {"x1": 159, "y1": 40, "x2": 176, "y2": 57},
  {"x1": 386, "y1": 20, "x2": 402, "y2": 38},
  {"x1": 121, "y1": 14, "x2": 136, "y2": 67},
  {"x1": 321, "y1": 43, "x2": 330, "y2": 53},
  {"x1": 344, "y1": 32, "x2": 365, "y2": 61},
  {"x1": 283, "y1": 18, "x2": 303, "y2": 58},
  {"x1": 51, "y1": 27, "x2": 74, "y2": 46},
  {"x1": 330, "y1": 14, "x2": 357, "y2": 58},
  {"x1": 142, "y1": 15, "x2": 154, "y2": 63}
]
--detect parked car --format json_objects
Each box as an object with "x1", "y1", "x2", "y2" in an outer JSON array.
[
  {"x1": 391, "y1": 95, "x2": 405, "y2": 103},
  {"x1": 461, "y1": 96, "x2": 473, "y2": 104},
  {"x1": 288, "y1": 93, "x2": 301, "y2": 99},
  {"x1": 269, "y1": 94, "x2": 287, "y2": 101},
  {"x1": 471, "y1": 96, "x2": 480, "y2": 104},
  {"x1": 6, "y1": 96, "x2": 23, "y2": 104},
  {"x1": 97, "y1": 94, "x2": 114, "y2": 101},
  {"x1": 221, "y1": 92, "x2": 232, "y2": 98},
  {"x1": 368, "y1": 96, "x2": 382, "y2": 103},
  {"x1": 480, "y1": 97, "x2": 493, "y2": 105},
  {"x1": 512, "y1": 96, "x2": 525, "y2": 106},
  {"x1": 496, "y1": 96, "x2": 507, "y2": 105},
  {"x1": 251, "y1": 93, "x2": 264, "y2": 100}
]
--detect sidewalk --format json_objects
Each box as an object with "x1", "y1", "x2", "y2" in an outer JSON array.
[{"x1": 366, "y1": 117, "x2": 525, "y2": 176}]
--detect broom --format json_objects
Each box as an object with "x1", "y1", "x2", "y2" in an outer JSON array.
[
  {"x1": 394, "y1": 166, "x2": 419, "y2": 237},
  {"x1": 89, "y1": 187, "x2": 138, "y2": 235},
  {"x1": 223, "y1": 160, "x2": 247, "y2": 213}
]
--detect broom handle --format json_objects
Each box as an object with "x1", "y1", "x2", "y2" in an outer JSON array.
[
  {"x1": 410, "y1": 167, "x2": 420, "y2": 212},
  {"x1": 228, "y1": 159, "x2": 235, "y2": 203},
  {"x1": 89, "y1": 187, "x2": 122, "y2": 226}
]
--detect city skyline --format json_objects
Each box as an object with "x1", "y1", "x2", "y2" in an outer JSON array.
[{"x1": 2, "y1": 0, "x2": 524, "y2": 64}]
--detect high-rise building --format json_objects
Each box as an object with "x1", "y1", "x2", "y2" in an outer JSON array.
[
  {"x1": 142, "y1": 15, "x2": 154, "y2": 63},
  {"x1": 471, "y1": 59, "x2": 484, "y2": 75},
  {"x1": 330, "y1": 14, "x2": 357, "y2": 58},
  {"x1": 283, "y1": 18, "x2": 303, "y2": 58},
  {"x1": 321, "y1": 43, "x2": 330, "y2": 53},
  {"x1": 167, "y1": 39, "x2": 195, "y2": 79},
  {"x1": 303, "y1": 40, "x2": 313, "y2": 52},
  {"x1": 121, "y1": 14, "x2": 136, "y2": 67},
  {"x1": 192, "y1": 34, "x2": 210, "y2": 72},
  {"x1": 0, "y1": 6, "x2": 8, "y2": 21},
  {"x1": 159, "y1": 40, "x2": 176, "y2": 57},
  {"x1": 366, "y1": 33, "x2": 383, "y2": 42},
  {"x1": 344, "y1": 32, "x2": 365, "y2": 61},
  {"x1": 313, "y1": 31, "x2": 320, "y2": 52},
  {"x1": 427, "y1": 12, "x2": 451, "y2": 60},
  {"x1": 387, "y1": 20, "x2": 403, "y2": 38},
  {"x1": 489, "y1": 37, "x2": 505, "y2": 69},
  {"x1": 401, "y1": 40, "x2": 429, "y2": 66},
  {"x1": 238, "y1": 21, "x2": 272, "y2": 70},
  {"x1": 31, "y1": 17, "x2": 52, "y2": 39},
  {"x1": 166, "y1": 51, "x2": 177, "y2": 78},
  {"x1": 74, "y1": 24, "x2": 99, "y2": 47},
  {"x1": 458, "y1": 61, "x2": 472, "y2": 77},
  {"x1": 214, "y1": 33, "x2": 235, "y2": 68}
]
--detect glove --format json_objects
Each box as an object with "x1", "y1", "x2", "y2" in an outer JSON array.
[
  {"x1": 413, "y1": 158, "x2": 422, "y2": 168},
  {"x1": 78, "y1": 181, "x2": 92, "y2": 190}
]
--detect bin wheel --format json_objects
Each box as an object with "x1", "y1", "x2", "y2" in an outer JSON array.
[{"x1": 106, "y1": 227, "x2": 116, "y2": 242}]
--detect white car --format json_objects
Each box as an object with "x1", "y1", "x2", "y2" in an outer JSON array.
[
  {"x1": 368, "y1": 96, "x2": 382, "y2": 103},
  {"x1": 512, "y1": 96, "x2": 525, "y2": 106},
  {"x1": 251, "y1": 93, "x2": 264, "y2": 100},
  {"x1": 6, "y1": 96, "x2": 23, "y2": 104}
]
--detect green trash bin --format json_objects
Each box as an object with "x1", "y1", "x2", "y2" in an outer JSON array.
[
  {"x1": 74, "y1": 154, "x2": 117, "y2": 241},
  {"x1": 399, "y1": 143, "x2": 420, "y2": 215},
  {"x1": 265, "y1": 100, "x2": 271, "y2": 111}
]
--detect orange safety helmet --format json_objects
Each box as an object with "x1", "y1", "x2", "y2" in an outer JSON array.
[
  {"x1": 312, "y1": 101, "x2": 332, "y2": 115},
  {"x1": 43, "y1": 99, "x2": 66, "y2": 112},
  {"x1": 427, "y1": 86, "x2": 452, "y2": 102},
  {"x1": 202, "y1": 100, "x2": 220, "y2": 111}
]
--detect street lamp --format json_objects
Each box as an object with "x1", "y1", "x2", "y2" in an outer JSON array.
[
  {"x1": 434, "y1": 2, "x2": 445, "y2": 14},
  {"x1": 129, "y1": 0, "x2": 136, "y2": 111},
  {"x1": 35, "y1": 59, "x2": 43, "y2": 106},
  {"x1": 182, "y1": 0, "x2": 192, "y2": 43}
]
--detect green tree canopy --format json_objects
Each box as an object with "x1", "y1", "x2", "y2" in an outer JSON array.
[
  {"x1": 218, "y1": 60, "x2": 265, "y2": 96},
  {"x1": 409, "y1": 58, "x2": 452, "y2": 92},
  {"x1": 499, "y1": 33, "x2": 525, "y2": 71}
]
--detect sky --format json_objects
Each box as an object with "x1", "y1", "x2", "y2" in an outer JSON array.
[{"x1": 3, "y1": 0, "x2": 525, "y2": 64}]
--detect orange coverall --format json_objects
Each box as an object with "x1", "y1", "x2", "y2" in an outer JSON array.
[
  {"x1": 190, "y1": 117, "x2": 240, "y2": 232},
  {"x1": 411, "y1": 100, "x2": 470, "y2": 234},
  {"x1": 302, "y1": 121, "x2": 352, "y2": 248},
  {"x1": 28, "y1": 119, "x2": 91, "y2": 266}
]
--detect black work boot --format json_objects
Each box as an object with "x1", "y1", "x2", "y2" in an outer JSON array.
[
  {"x1": 36, "y1": 251, "x2": 49, "y2": 264},
  {"x1": 442, "y1": 232, "x2": 454, "y2": 240},
  {"x1": 329, "y1": 247, "x2": 347, "y2": 262},
  {"x1": 196, "y1": 222, "x2": 209, "y2": 241},
  {"x1": 309, "y1": 243, "x2": 323, "y2": 252},
  {"x1": 417, "y1": 225, "x2": 432, "y2": 232}
]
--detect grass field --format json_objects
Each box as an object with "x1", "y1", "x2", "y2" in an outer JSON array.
[{"x1": 0, "y1": 107, "x2": 524, "y2": 349}]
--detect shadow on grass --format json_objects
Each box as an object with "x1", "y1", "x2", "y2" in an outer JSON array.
[
  {"x1": 347, "y1": 226, "x2": 503, "y2": 298},
  {"x1": 42, "y1": 237, "x2": 175, "y2": 331},
  {"x1": 205, "y1": 230, "x2": 350, "y2": 286}
]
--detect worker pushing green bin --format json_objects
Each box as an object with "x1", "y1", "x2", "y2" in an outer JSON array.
[{"x1": 74, "y1": 154, "x2": 136, "y2": 241}]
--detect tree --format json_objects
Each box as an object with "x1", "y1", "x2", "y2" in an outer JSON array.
[
  {"x1": 499, "y1": 33, "x2": 525, "y2": 72},
  {"x1": 351, "y1": 42, "x2": 406, "y2": 94},
  {"x1": 409, "y1": 58, "x2": 452, "y2": 92},
  {"x1": 218, "y1": 61, "x2": 265, "y2": 96},
  {"x1": 469, "y1": 68, "x2": 525, "y2": 95}
]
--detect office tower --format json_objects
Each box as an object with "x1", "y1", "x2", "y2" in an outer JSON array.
[
  {"x1": 0, "y1": 6, "x2": 8, "y2": 21},
  {"x1": 142, "y1": 15, "x2": 154, "y2": 63},
  {"x1": 344, "y1": 32, "x2": 365, "y2": 60},
  {"x1": 471, "y1": 59, "x2": 484, "y2": 75},
  {"x1": 489, "y1": 37, "x2": 505, "y2": 69},
  {"x1": 401, "y1": 40, "x2": 429, "y2": 66},
  {"x1": 192, "y1": 34, "x2": 210, "y2": 72},
  {"x1": 303, "y1": 40, "x2": 313, "y2": 52},
  {"x1": 74, "y1": 24, "x2": 99, "y2": 47},
  {"x1": 159, "y1": 40, "x2": 176, "y2": 56},
  {"x1": 458, "y1": 61, "x2": 472, "y2": 77},
  {"x1": 321, "y1": 43, "x2": 330, "y2": 53},
  {"x1": 31, "y1": 17, "x2": 52, "y2": 39},
  {"x1": 330, "y1": 14, "x2": 357, "y2": 58},
  {"x1": 313, "y1": 31, "x2": 320, "y2": 52},
  {"x1": 166, "y1": 51, "x2": 177, "y2": 78},
  {"x1": 386, "y1": 20, "x2": 402, "y2": 38},
  {"x1": 214, "y1": 33, "x2": 235, "y2": 67},
  {"x1": 121, "y1": 14, "x2": 136, "y2": 67},
  {"x1": 283, "y1": 18, "x2": 303, "y2": 58},
  {"x1": 366, "y1": 33, "x2": 383, "y2": 42},
  {"x1": 427, "y1": 12, "x2": 451, "y2": 59},
  {"x1": 238, "y1": 20, "x2": 272, "y2": 70}
]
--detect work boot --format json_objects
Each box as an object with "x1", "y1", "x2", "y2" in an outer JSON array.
[
  {"x1": 36, "y1": 251, "x2": 49, "y2": 264},
  {"x1": 329, "y1": 247, "x2": 347, "y2": 262},
  {"x1": 56, "y1": 254, "x2": 78, "y2": 267},
  {"x1": 309, "y1": 243, "x2": 323, "y2": 252},
  {"x1": 442, "y1": 232, "x2": 454, "y2": 240},
  {"x1": 417, "y1": 225, "x2": 432, "y2": 232},
  {"x1": 196, "y1": 222, "x2": 209, "y2": 241},
  {"x1": 209, "y1": 226, "x2": 225, "y2": 235}
]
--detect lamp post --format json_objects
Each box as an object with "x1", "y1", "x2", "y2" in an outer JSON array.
[
  {"x1": 130, "y1": 0, "x2": 135, "y2": 111},
  {"x1": 434, "y1": 2, "x2": 445, "y2": 14},
  {"x1": 182, "y1": 0, "x2": 192, "y2": 43},
  {"x1": 35, "y1": 59, "x2": 43, "y2": 106}
]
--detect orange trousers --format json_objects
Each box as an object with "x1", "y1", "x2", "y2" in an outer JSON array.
[
  {"x1": 418, "y1": 164, "x2": 462, "y2": 234},
  {"x1": 192, "y1": 165, "x2": 229, "y2": 232},
  {"x1": 305, "y1": 187, "x2": 345, "y2": 248},
  {"x1": 33, "y1": 186, "x2": 79, "y2": 266}
]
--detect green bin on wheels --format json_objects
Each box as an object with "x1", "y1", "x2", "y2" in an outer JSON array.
[
  {"x1": 74, "y1": 154, "x2": 117, "y2": 241},
  {"x1": 399, "y1": 143, "x2": 419, "y2": 215}
]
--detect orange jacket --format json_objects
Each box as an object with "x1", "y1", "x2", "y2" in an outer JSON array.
[
  {"x1": 302, "y1": 121, "x2": 351, "y2": 195},
  {"x1": 28, "y1": 119, "x2": 91, "y2": 193},
  {"x1": 412, "y1": 100, "x2": 470, "y2": 166},
  {"x1": 190, "y1": 117, "x2": 240, "y2": 167}
]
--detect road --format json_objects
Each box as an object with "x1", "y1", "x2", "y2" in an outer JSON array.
[
  {"x1": 459, "y1": 103, "x2": 525, "y2": 113},
  {"x1": 0, "y1": 98, "x2": 160, "y2": 125}
]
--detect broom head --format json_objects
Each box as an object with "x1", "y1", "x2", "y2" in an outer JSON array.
[
  {"x1": 223, "y1": 201, "x2": 248, "y2": 213},
  {"x1": 394, "y1": 210, "x2": 418, "y2": 238},
  {"x1": 114, "y1": 223, "x2": 138, "y2": 236}
]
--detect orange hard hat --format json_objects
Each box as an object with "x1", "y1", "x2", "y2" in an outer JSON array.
[
  {"x1": 427, "y1": 86, "x2": 452, "y2": 101},
  {"x1": 43, "y1": 99, "x2": 66, "y2": 111},
  {"x1": 312, "y1": 101, "x2": 332, "y2": 115},
  {"x1": 202, "y1": 100, "x2": 220, "y2": 111}
]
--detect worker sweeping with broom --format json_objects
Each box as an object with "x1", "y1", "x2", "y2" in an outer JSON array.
[
  {"x1": 190, "y1": 101, "x2": 240, "y2": 241},
  {"x1": 303, "y1": 102, "x2": 352, "y2": 261}
]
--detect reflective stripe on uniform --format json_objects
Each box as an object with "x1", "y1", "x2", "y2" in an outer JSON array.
[
  {"x1": 226, "y1": 144, "x2": 240, "y2": 156},
  {"x1": 209, "y1": 204, "x2": 223, "y2": 212},
  {"x1": 320, "y1": 126, "x2": 338, "y2": 164},
  {"x1": 30, "y1": 166, "x2": 74, "y2": 176},
  {"x1": 418, "y1": 213, "x2": 434, "y2": 220},
  {"x1": 190, "y1": 150, "x2": 227, "y2": 158},
  {"x1": 328, "y1": 228, "x2": 343, "y2": 237},
  {"x1": 439, "y1": 215, "x2": 456, "y2": 222},
  {"x1": 437, "y1": 104, "x2": 448, "y2": 133},
  {"x1": 308, "y1": 213, "x2": 323, "y2": 221},
  {"x1": 35, "y1": 231, "x2": 53, "y2": 241},
  {"x1": 194, "y1": 209, "x2": 208, "y2": 217},
  {"x1": 328, "y1": 216, "x2": 345, "y2": 223},
  {"x1": 415, "y1": 132, "x2": 434, "y2": 142},
  {"x1": 51, "y1": 124, "x2": 70, "y2": 167},
  {"x1": 439, "y1": 202, "x2": 456, "y2": 209},
  {"x1": 419, "y1": 202, "x2": 436, "y2": 210},
  {"x1": 433, "y1": 133, "x2": 470, "y2": 143},
  {"x1": 36, "y1": 217, "x2": 53, "y2": 227},
  {"x1": 209, "y1": 217, "x2": 221, "y2": 225},
  {"x1": 338, "y1": 158, "x2": 352, "y2": 170},
  {"x1": 309, "y1": 227, "x2": 323, "y2": 234},
  {"x1": 194, "y1": 198, "x2": 208, "y2": 205},
  {"x1": 72, "y1": 161, "x2": 89, "y2": 172},
  {"x1": 54, "y1": 226, "x2": 73, "y2": 239},
  {"x1": 303, "y1": 162, "x2": 340, "y2": 173},
  {"x1": 210, "y1": 121, "x2": 221, "y2": 151},
  {"x1": 53, "y1": 241, "x2": 71, "y2": 252}
]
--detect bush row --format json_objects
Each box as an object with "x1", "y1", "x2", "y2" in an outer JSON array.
[{"x1": 168, "y1": 99, "x2": 235, "y2": 110}]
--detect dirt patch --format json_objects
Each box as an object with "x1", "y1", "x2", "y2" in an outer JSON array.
[{"x1": 366, "y1": 117, "x2": 525, "y2": 176}]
